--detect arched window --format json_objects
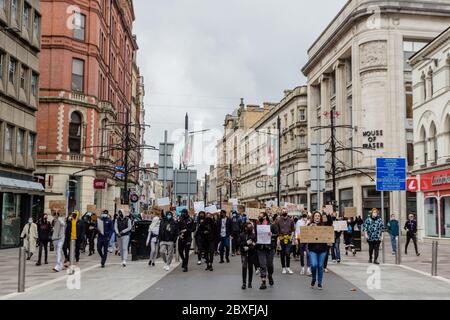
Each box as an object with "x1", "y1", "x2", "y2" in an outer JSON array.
[
  {"x1": 419, "y1": 126, "x2": 427, "y2": 165},
  {"x1": 430, "y1": 122, "x2": 437, "y2": 164},
  {"x1": 69, "y1": 112, "x2": 82, "y2": 154}
]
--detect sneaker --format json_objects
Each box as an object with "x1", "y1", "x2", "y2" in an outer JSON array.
[
  {"x1": 241, "y1": 283, "x2": 246, "y2": 290},
  {"x1": 416, "y1": 253, "x2": 421, "y2": 257},
  {"x1": 268, "y1": 277, "x2": 274, "y2": 287},
  {"x1": 369, "y1": 259, "x2": 373, "y2": 264},
  {"x1": 255, "y1": 268, "x2": 260, "y2": 275},
  {"x1": 345, "y1": 251, "x2": 348, "y2": 256},
  {"x1": 209, "y1": 266, "x2": 214, "y2": 272},
  {"x1": 260, "y1": 282, "x2": 267, "y2": 290},
  {"x1": 226, "y1": 258, "x2": 230, "y2": 263},
  {"x1": 324, "y1": 268, "x2": 329, "y2": 273},
  {"x1": 318, "y1": 284, "x2": 323, "y2": 290},
  {"x1": 282, "y1": 268, "x2": 287, "y2": 274},
  {"x1": 307, "y1": 267, "x2": 312, "y2": 276},
  {"x1": 392, "y1": 252, "x2": 396, "y2": 255},
  {"x1": 101, "y1": 264, "x2": 105, "y2": 268},
  {"x1": 197, "y1": 260, "x2": 202, "y2": 265},
  {"x1": 164, "y1": 265, "x2": 170, "y2": 271},
  {"x1": 148, "y1": 260, "x2": 152, "y2": 266},
  {"x1": 182, "y1": 267, "x2": 188, "y2": 272},
  {"x1": 205, "y1": 265, "x2": 210, "y2": 271},
  {"x1": 35, "y1": 262, "x2": 41, "y2": 266},
  {"x1": 248, "y1": 283, "x2": 252, "y2": 289},
  {"x1": 337, "y1": 260, "x2": 341, "y2": 264},
  {"x1": 310, "y1": 280, "x2": 316, "y2": 288},
  {"x1": 219, "y1": 260, "x2": 225, "y2": 264},
  {"x1": 122, "y1": 262, "x2": 127, "y2": 268},
  {"x1": 287, "y1": 268, "x2": 294, "y2": 275},
  {"x1": 332, "y1": 260, "x2": 337, "y2": 264},
  {"x1": 373, "y1": 261, "x2": 380, "y2": 265},
  {"x1": 300, "y1": 267, "x2": 305, "y2": 275},
  {"x1": 152, "y1": 262, "x2": 155, "y2": 266}
]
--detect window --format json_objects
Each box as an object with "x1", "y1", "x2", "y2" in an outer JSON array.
[
  {"x1": 33, "y1": 13, "x2": 40, "y2": 39},
  {"x1": 16, "y1": 129, "x2": 24, "y2": 155},
  {"x1": 405, "y1": 83, "x2": 413, "y2": 118},
  {"x1": 31, "y1": 72, "x2": 38, "y2": 96},
  {"x1": 299, "y1": 108, "x2": 306, "y2": 121},
  {"x1": 73, "y1": 12, "x2": 86, "y2": 41},
  {"x1": 404, "y1": 40, "x2": 429, "y2": 70},
  {"x1": 8, "y1": 57, "x2": 17, "y2": 84},
  {"x1": 71, "y1": 59, "x2": 84, "y2": 92},
  {"x1": 28, "y1": 133, "x2": 35, "y2": 157},
  {"x1": 0, "y1": 52, "x2": 4, "y2": 79},
  {"x1": 0, "y1": 0, "x2": 5, "y2": 11},
  {"x1": 20, "y1": 65, "x2": 27, "y2": 89},
  {"x1": 23, "y1": 3, "x2": 30, "y2": 31},
  {"x1": 11, "y1": 0, "x2": 17, "y2": 23},
  {"x1": 69, "y1": 112, "x2": 82, "y2": 153},
  {"x1": 299, "y1": 135, "x2": 306, "y2": 149},
  {"x1": 5, "y1": 125, "x2": 12, "y2": 152}
]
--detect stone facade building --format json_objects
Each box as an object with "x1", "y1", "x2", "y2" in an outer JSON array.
[
  {"x1": 302, "y1": 0, "x2": 450, "y2": 221},
  {"x1": 410, "y1": 26, "x2": 450, "y2": 240},
  {"x1": 36, "y1": 0, "x2": 140, "y2": 216},
  {"x1": 0, "y1": 0, "x2": 42, "y2": 248}
]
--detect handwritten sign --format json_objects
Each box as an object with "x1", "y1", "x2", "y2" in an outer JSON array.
[
  {"x1": 87, "y1": 205, "x2": 97, "y2": 213},
  {"x1": 246, "y1": 208, "x2": 262, "y2": 220},
  {"x1": 49, "y1": 200, "x2": 66, "y2": 212},
  {"x1": 333, "y1": 221, "x2": 348, "y2": 232},
  {"x1": 300, "y1": 226, "x2": 335, "y2": 244},
  {"x1": 344, "y1": 207, "x2": 357, "y2": 218},
  {"x1": 256, "y1": 225, "x2": 271, "y2": 244},
  {"x1": 157, "y1": 197, "x2": 170, "y2": 207},
  {"x1": 205, "y1": 205, "x2": 218, "y2": 214}
]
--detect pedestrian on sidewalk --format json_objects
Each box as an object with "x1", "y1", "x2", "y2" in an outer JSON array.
[
  {"x1": 275, "y1": 209, "x2": 295, "y2": 275},
  {"x1": 387, "y1": 214, "x2": 399, "y2": 255},
  {"x1": 36, "y1": 213, "x2": 52, "y2": 266},
  {"x1": 256, "y1": 212, "x2": 278, "y2": 290},
  {"x1": 146, "y1": 212, "x2": 161, "y2": 267},
  {"x1": 344, "y1": 217, "x2": 357, "y2": 256},
  {"x1": 307, "y1": 212, "x2": 328, "y2": 290},
  {"x1": 405, "y1": 214, "x2": 420, "y2": 256},
  {"x1": 321, "y1": 213, "x2": 333, "y2": 272},
  {"x1": 295, "y1": 213, "x2": 311, "y2": 275},
  {"x1": 109, "y1": 213, "x2": 118, "y2": 254},
  {"x1": 64, "y1": 211, "x2": 85, "y2": 266},
  {"x1": 178, "y1": 209, "x2": 195, "y2": 272},
  {"x1": 240, "y1": 221, "x2": 257, "y2": 290},
  {"x1": 21, "y1": 217, "x2": 38, "y2": 260},
  {"x1": 230, "y1": 211, "x2": 243, "y2": 257},
  {"x1": 87, "y1": 213, "x2": 98, "y2": 256},
  {"x1": 195, "y1": 211, "x2": 206, "y2": 265},
  {"x1": 332, "y1": 215, "x2": 343, "y2": 264},
  {"x1": 97, "y1": 210, "x2": 114, "y2": 268},
  {"x1": 158, "y1": 211, "x2": 179, "y2": 271},
  {"x1": 51, "y1": 211, "x2": 66, "y2": 272},
  {"x1": 216, "y1": 210, "x2": 232, "y2": 264},
  {"x1": 114, "y1": 209, "x2": 132, "y2": 267},
  {"x1": 198, "y1": 212, "x2": 217, "y2": 271},
  {"x1": 363, "y1": 208, "x2": 385, "y2": 265}
]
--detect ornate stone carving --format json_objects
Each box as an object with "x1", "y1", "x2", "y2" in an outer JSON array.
[{"x1": 359, "y1": 41, "x2": 387, "y2": 70}]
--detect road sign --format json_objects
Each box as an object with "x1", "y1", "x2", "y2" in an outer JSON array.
[
  {"x1": 310, "y1": 143, "x2": 326, "y2": 192},
  {"x1": 376, "y1": 158, "x2": 407, "y2": 191},
  {"x1": 407, "y1": 177, "x2": 419, "y2": 192},
  {"x1": 173, "y1": 170, "x2": 197, "y2": 196},
  {"x1": 158, "y1": 139, "x2": 174, "y2": 182}
]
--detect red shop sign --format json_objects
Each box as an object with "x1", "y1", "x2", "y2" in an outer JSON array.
[
  {"x1": 406, "y1": 178, "x2": 419, "y2": 192},
  {"x1": 420, "y1": 168, "x2": 450, "y2": 192},
  {"x1": 93, "y1": 179, "x2": 107, "y2": 189}
]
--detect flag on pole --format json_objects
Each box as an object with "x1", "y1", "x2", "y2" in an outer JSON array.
[
  {"x1": 182, "y1": 135, "x2": 194, "y2": 168},
  {"x1": 267, "y1": 133, "x2": 278, "y2": 177}
]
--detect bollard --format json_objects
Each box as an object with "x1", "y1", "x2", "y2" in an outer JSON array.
[
  {"x1": 18, "y1": 247, "x2": 26, "y2": 293},
  {"x1": 431, "y1": 241, "x2": 438, "y2": 276},
  {"x1": 69, "y1": 239, "x2": 76, "y2": 275}
]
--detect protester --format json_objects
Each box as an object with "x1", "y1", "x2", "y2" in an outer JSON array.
[
  {"x1": 217, "y1": 210, "x2": 232, "y2": 263},
  {"x1": 240, "y1": 221, "x2": 257, "y2": 290},
  {"x1": 332, "y1": 215, "x2": 343, "y2": 264},
  {"x1": 97, "y1": 210, "x2": 114, "y2": 268},
  {"x1": 114, "y1": 209, "x2": 132, "y2": 267},
  {"x1": 295, "y1": 213, "x2": 311, "y2": 275},
  {"x1": 146, "y1": 212, "x2": 161, "y2": 267},
  {"x1": 51, "y1": 212, "x2": 66, "y2": 272},
  {"x1": 110, "y1": 213, "x2": 118, "y2": 254},
  {"x1": 87, "y1": 213, "x2": 98, "y2": 256},
  {"x1": 307, "y1": 212, "x2": 328, "y2": 290},
  {"x1": 64, "y1": 211, "x2": 85, "y2": 265},
  {"x1": 230, "y1": 211, "x2": 243, "y2": 256},
  {"x1": 158, "y1": 211, "x2": 179, "y2": 271},
  {"x1": 21, "y1": 217, "x2": 38, "y2": 260},
  {"x1": 275, "y1": 209, "x2": 295, "y2": 274},
  {"x1": 198, "y1": 212, "x2": 217, "y2": 271},
  {"x1": 404, "y1": 214, "x2": 420, "y2": 256},
  {"x1": 344, "y1": 217, "x2": 357, "y2": 256},
  {"x1": 256, "y1": 212, "x2": 279, "y2": 290},
  {"x1": 195, "y1": 211, "x2": 206, "y2": 265},
  {"x1": 387, "y1": 214, "x2": 400, "y2": 255},
  {"x1": 363, "y1": 208, "x2": 385, "y2": 264},
  {"x1": 36, "y1": 213, "x2": 52, "y2": 266},
  {"x1": 178, "y1": 209, "x2": 195, "y2": 272}
]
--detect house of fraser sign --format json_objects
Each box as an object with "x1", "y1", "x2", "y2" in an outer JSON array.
[{"x1": 362, "y1": 130, "x2": 384, "y2": 149}]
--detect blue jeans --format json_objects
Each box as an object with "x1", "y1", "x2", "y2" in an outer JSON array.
[
  {"x1": 219, "y1": 237, "x2": 230, "y2": 261},
  {"x1": 390, "y1": 235, "x2": 397, "y2": 253},
  {"x1": 309, "y1": 251, "x2": 327, "y2": 285},
  {"x1": 334, "y1": 237, "x2": 341, "y2": 261}
]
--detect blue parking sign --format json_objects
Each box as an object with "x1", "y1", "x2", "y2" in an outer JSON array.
[{"x1": 376, "y1": 158, "x2": 407, "y2": 191}]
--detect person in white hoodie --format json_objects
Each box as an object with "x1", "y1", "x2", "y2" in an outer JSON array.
[
  {"x1": 51, "y1": 211, "x2": 66, "y2": 272},
  {"x1": 295, "y1": 213, "x2": 311, "y2": 276},
  {"x1": 146, "y1": 212, "x2": 161, "y2": 267},
  {"x1": 114, "y1": 209, "x2": 132, "y2": 267}
]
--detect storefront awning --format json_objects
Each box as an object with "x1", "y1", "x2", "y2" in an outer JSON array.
[{"x1": 0, "y1": 177, "x2": 62, "y2": 196}]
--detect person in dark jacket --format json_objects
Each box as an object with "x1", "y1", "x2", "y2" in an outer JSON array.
[
  {"x1": 195, "y1": 211, "x2": 206, "y2": 265},
  {"x1": 178, "y1": 209, "x2": 195, "y2": 272},
  {"x1": 87, "y1": 214, "x2": 98, "y2": 256},
  {"x1": 230, "y1": 211, "x2": 243, "y2": 256},
  {"x1": 344, "y1": 217, "x2": 357, "y2": 256},
  {"x1": 158, "y1": 211, "x2": 179, "y2": 271},
  {"x1": 64, "y1": 211, "x2": 85, "y2": 265},
  {"x1": 114, "y1": 209, "x2": 132, "y2": 267},
  {"x1": 404, "y1": 214, "x2": 420, "y2": 256},
  {"x1": 216, "y1": 210, "x2": 232, "y2": 263},
  {"x1": 307, "y1": 212, "x2": 329, "y2": 290},
  {"x1": 97, "y1": 210, "x2": 114, "y2": 268},
  {"x1": 363, "y1": 208, "x2": 385, "y2": 265},
  {"x1": 198, "y1": 212, "x2": 217, "y2": 271},
  {"x1": 36, "y1": 213, "x2": 52, "y2": 266},
  {"x1": 387, "y1": 213, "x2": 400, "y2": 255},
  {"x1": 256, "y1": 212, "x2": 279, "y2": 290},
  {"x1": 240, "y1": 221, "x2": 257, "y2": 290}
]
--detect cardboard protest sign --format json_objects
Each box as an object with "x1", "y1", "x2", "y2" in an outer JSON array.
[
  {"x1": 256, "y1": 225, "x2": 271, "y2": 244},
  {"x1": 246, "y1": 201, "x2": 260, "y2": 209},
  {"x1": 87, "y1": 205, "x2": 97, "y2": 213},
  {"x1": 176, "y1": 206, "x2": 187, "y2": 216},
  {"x1": 325, "y1": 205, "x2": 334, "y2": 215},
  {"x1": 194, "y1": 201, "x2": 205, "y2": 213},
  {"x1": 246, "y1": 208, "x2": 263, "y2": 220},
  {"x1": 205, "y1": 205, "x2": 219, "y2": 214},
  {"x1": 300, "y1": 226, "x2": 335, "y2": 244},
  {"x1": 157, "y1": 197, "x2": 170, "y2": 207},
  {"x1": 229, "y1": 199, "x2": 238, "y2": 206},
  {"x1": 49, "y1": 200, "x2": 66, "y2": 213},
  {"x1": 333, "y1": 221, "x2": 348, "y2": 232},
  {"x1": 344, "y1": 207, "x2": 357, "y2": 218}
]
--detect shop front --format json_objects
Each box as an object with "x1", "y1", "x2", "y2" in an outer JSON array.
[{"x1": 420, "y1": 169, "x2": 450, "y2": 239}]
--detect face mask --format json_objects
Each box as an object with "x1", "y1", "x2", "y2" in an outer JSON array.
[
  {"x1": 282, "y1": 213, "x2": 288, "y2": 217},
  {"x1": 102, "y1": 214, "x2": 108, "y2": 219},
  {"x1": 259, "y1": 217, "x2": 264, "y2": 222},
  {"x1": 166, "y1": 215, "x2": 172, "y2": 220},
  {"x1": 72, "y1": 214, "x2": 77, "y2": 220},
  {"x1": 28, "y1": 218, "x2": 33, "y2": 224},
  {"x1": 246, "y1": 227, "x2": 253, "y2": 233},
  {"x1": 372, "y1": 213, "x2": 378, "y2": 218},
  {"x1": 314, "y1": 218, "x2": 320, "y2": 224},
  {"x1": 43, "y1": 216, "x2": 48, "y2": 221}
]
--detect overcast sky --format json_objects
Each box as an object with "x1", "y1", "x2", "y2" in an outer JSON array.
[{"x1": 133, "y1": 0, "x2": 348, "y2": 176}]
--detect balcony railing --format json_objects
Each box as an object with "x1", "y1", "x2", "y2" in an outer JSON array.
[{"x1": 69, "y1": 154, "x2": 83, "y2": 162}]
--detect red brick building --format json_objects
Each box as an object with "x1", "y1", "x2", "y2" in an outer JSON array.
[{"x1": 36, "y1": 0, "x2": 140, "y2": 215}]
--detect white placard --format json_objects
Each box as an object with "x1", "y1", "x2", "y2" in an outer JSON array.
[
  {"x1": 256, "y1": 225, "x2": 271, "y2": 245},
  {"x1": 333, "y1": 221, "x2": 348, "y2": 232},
  {"x1": 194, "y1": 201, "x2": 205, "y2": 213},
  {"x1": 157, "y1": 197, "x2": 170, "y2": 207},
  {"x1": 229, "y1": 198, "x2": 239, "y2": 206},
  {"x1": 205, "y1": 205, "x2": 218, "y2": 214}
]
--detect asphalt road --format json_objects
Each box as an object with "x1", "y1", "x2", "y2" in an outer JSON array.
[{"x1": 135, "y1": 253, "x2": 372, "y2": 300}]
